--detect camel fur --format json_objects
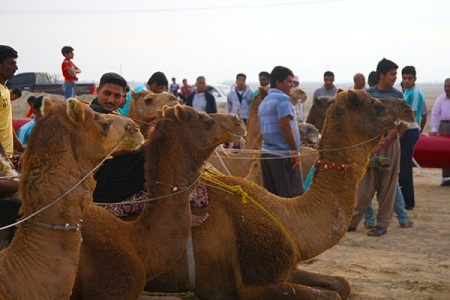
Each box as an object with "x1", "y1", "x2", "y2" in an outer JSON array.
[
  {"x1": 0, "y1": 98, "x2": 143, "y2": 300},
  {"x1": 71, "y1": 105, "x2": 247, "y2": 299},
  {"x1": 306, "y1": 96, "x2": 336, "y2": 132},
  {"x1": 145, "y1": 90, "x2": 414, "y2": 299},
  {"x1": 128, "y1": 90, "x2": 180, "y2": 135}
]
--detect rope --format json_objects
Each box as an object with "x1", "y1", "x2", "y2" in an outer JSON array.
[
  {"x1": 202, "y1": 169, "x2": 303, "y2": 262},
  {"x1": 0, "y1": 123, "x2": 133, "y2": 232}
]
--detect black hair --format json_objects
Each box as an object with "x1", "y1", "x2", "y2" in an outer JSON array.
[
  {"x1": 11, "y1": 88, "x2": 21, "y2": 97},
  {"x1": 61, "y1": 46, "x2": 74, "y2": 56},
  {"x1": 147, "y1": 71, "x2": 168, "y2": 87},
  {"x1": 99, "y1": 72, "x2": 128, "y2": 90},
  {"x1": 236, "y1": 73, "x2": 246, "y2": 79},
  {"x1": 324, "y1": 71, "x2": 334, "y2": 78},
  {"x1": 270, "y1": 66, "x2": 294, "y2": 88},
  {"x1": 368, "y1": 71, "x2": 379, "y2": 87},
  {"x1": 0, "y1": 45, "x2": 18, "y2": 64},
  {"x1": 376, "y1": 58, "x2": 398, "y2": 75},
  {"x1": 27, "y1": 96, "x2": 36, "y2": 104},
  {"x1": 258, "y1": 71, "x2": 270, "y2": 80},
  {"x1": 33, "y1": 96, "x2": 44, "y2": 111},
  {"x1": 402, "y1": 66, "x2": 416, "y2": 77}
]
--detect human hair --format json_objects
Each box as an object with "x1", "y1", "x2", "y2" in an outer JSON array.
[
  {"x1": 11, "y1": 88, "x2": 21, "y2": 98},
  {"x1": 402, "y1": 66, "x2": 416, "y2": 77},
  {"x1": 236, "y1": 73, "x2": 246, "y2": 80},
  {"x1": 376, "y1": 58, "x2": 398, "y2": 76},
  {"x1": 27, "y1": 95, "x2": 36, "y2": 104},
  {"x1": 98, "y1": 72, "x2": 128, "y2": 90},
  {"x1": 368, "y1": 71, "x2": 379, "y2": 87},
  {"x1": 147, "y1": 71, "x2": 168, "y2": 87},
  {"x1": 33, "y1": 96, "x2": 44, "y2": 111},
  {"x1": 269, "y1": 66, "x2": 294, "y2": 88},
  {"x1": 445, "y1": 78, "x2": 450, "y2": 84},
  {"x1": 61, "y1": 46, "x2": 74, "y2": 56},
  {"x1": 196, "y1": 76, "x2": 206, "y2": 82},
  {"x1": 324, "y1": 71, "x2": 334, "y2": 78},
  {"x1": 0, "y1": 45, "x2": 18, "y2": 64},
  {"x1": 259, "y1": 71, "x2": 270, "y2": 80}
]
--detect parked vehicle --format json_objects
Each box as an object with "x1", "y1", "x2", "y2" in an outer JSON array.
[{"x1": 6, "y1": 72, "x2": 96, "y2": 96}]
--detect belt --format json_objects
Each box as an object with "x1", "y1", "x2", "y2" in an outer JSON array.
[{"x1": 441, "y1": 120, "x2": 450, "y2": 123}]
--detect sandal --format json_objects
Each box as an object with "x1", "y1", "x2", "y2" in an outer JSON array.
[{"x1": 367, "y1": 226, "x2": 387, "y2": 237}]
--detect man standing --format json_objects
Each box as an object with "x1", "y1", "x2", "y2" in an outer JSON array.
[
  {"x1": 400, "y1": 66, "x2": 424, "y2": 207},
  {"x1": 353, "y1": 73, "x2": 366, "y2": 90},
  {"x1": 227, "y1": 73, "x2": 253, "y2": 123},
  {"x1": 429, "y1": 78, "x2": 450, "y2": 186},
  {"x1": 61, "y1": 46, "x2": 81, "y2": 99},
  {"x1": 185, "y1": 76, "x2": 217, "y2": 114},
  {"x1": 313, "y1": 71, "x2": 338, "y2": 104},
  {"x1": 349, "y1": 58, "x2": 411, "y2": 236},
  {"x1": 251, "y1": 71, "x2": 271, "y2": 100},
  {"x1": 259, "y1": 66, "x2": 303, "y2": 197},
  {"x1": 0, "y1": 45, "x2": 24, "y2": 158}
]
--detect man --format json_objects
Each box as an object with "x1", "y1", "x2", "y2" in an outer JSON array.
[
  {"x1": 353, "y1": 73, "x2": 366, "y2": 90},
  {"x1": 185, "y1": 76, "x2": 217, "y2": 114},
  {"x1": 349, "y1": 58, "x2": 411, "y2": 237},
  {"x1": 227, "y1": 73, "x2": 253, "y2": 123},
  {"x1": 9, "y1": 88, "x2": 21, "y2": 101},
  {"x1": 180, "y1": 78, "x2": 193, "y2": 102},
  {"x1": 400, "y1": 66, "x2": 424, "y2": 208},
  {"x1": 429, "y1": 78, "x2": 450, "y2": 186},
  {"x1": 251, "y1": 71, "x2": 270, "y2": 101},
  {"x1": 169, "y1": 77, "x2": 180, "y2": 96},
  {"x1": 61, "y1": 46, "x2": 81, "y2": 99},
  {"x1": 312, "y1": 71, "x2": 338, "y2": 104},
  {"x1": 259, "y1": 66, "x2": 303, "y2": 197},
  {"x1": 0, "y1": 45, "x2": 24, "y2": 158}
]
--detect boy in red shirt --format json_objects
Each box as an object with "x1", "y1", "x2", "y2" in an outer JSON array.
[{"x1": 61, "y1": 46, "x2": 81, "y2": 99}]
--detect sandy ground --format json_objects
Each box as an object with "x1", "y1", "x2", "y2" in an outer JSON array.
[{"x1": 9, "y1": 88, "x2": 449, "y2": 300}]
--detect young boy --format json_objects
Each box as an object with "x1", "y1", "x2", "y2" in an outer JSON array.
[{"x1": 61, "y1": 46, "x2": 81, "y2": 99}]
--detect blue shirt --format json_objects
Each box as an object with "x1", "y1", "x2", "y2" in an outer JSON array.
[
  {"x1": 259, "y1": 88, "x2": 300, "y2": 156},
  {"x1": 17, "y1": 118, "x2": 36, "y2": 145},
  {"x1": 404, "y1": 86, "x2": 424, "y2": 123}
]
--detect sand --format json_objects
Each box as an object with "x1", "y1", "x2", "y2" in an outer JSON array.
[{"x1": 9, "y1": 87, "x2": 450, "y2": 300}]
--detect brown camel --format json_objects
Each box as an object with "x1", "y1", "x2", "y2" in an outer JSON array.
[
  {"x1": 0, "y1": 98, "x2": 143, "y2": 299},
  {"x1": 209, "y1": 86, "x2": 319, "y2": 181},
  {"x1": 128, "y1": 90, "x2": 180, "y2": 135},
  {"x1": 306, "y1": 96, "x2": 336, "y2": 132},
  {"x1": 145, "y1": 90, "x2": 414, "y2": 299},
  {"x1": 71, "y1": 105, "x2": 247, "y2": 299}
]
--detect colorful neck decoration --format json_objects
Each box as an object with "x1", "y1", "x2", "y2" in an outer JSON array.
[{"x1": 315, "y1": 159, "x2": 358, "y2": 171}]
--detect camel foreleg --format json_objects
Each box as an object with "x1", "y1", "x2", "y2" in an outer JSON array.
[{"x1": 284, "y1": 267, "x2": 351, "y2": 300}]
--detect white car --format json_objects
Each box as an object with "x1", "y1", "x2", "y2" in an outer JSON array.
[{"x1": 206, "y1": 83, "x2": 230, "y2": 104}]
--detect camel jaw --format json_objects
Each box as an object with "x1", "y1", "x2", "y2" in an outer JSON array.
[{"x1": 227, "y1": 130, "x2": 247, "y2": 143}]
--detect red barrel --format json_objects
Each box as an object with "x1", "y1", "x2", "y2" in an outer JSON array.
[{"x1": 413, "y1": 134, "x2": 450, "y2": 168}]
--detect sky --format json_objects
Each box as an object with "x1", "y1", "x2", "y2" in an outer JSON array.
[{"x1": 2, "y1": 0, "x2": 450, "y2": 86}]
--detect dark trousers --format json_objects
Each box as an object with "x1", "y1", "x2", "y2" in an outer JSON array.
[
  {"x1": 438, "y1": 121, "x2": 450, "y2": 181},
  {"x1": 399, "y1": 128, "x2": 420, "y2": 208},
  {"x1": 0, "y1": 198, "x2": 21, "y2": 243},
  {"x1": 260, "y1": 153, "x2": 304, "y2": 197}
]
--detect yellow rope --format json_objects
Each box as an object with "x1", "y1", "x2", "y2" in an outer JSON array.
[{"x1": 202, "y1": 168, "x2": 303, "y2": 262}]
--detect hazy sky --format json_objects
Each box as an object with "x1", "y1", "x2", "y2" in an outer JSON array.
[{"x1": 2, "y1": 0, "x2": 449, "y2": 85}]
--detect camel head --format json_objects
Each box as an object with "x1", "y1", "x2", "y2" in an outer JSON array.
[
  {"x1": 128, "y1": 90, "x2": 180, "y2": 135},
  {"x1": 319, "y1": 89, "x2": 414, "y2": 153},
  {"x1": 290, "y1": 87, "x2": 308, "y2": 104},
  {"x1": 298, "y1": 122, "x2": 320, "y2": 146},
  {"x1": 153, "y1": 104, "x2": 247, "y2": 153}
]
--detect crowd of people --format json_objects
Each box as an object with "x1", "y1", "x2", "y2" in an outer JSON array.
[{"x1": 1, "y1": 43, "x2": 450, "y2": 248}]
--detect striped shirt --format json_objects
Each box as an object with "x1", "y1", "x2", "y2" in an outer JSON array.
[{"x1": 17, "y1": 118, "x2": 36, "y2": 145}]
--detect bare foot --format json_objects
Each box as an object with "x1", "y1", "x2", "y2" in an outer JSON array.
[{"x1": 191, "y1": 213, "x2": 209, "y2": 227}]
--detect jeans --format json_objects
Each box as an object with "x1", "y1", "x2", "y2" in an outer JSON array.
[
  {"x1": 63, "y1": 81, "x2": 76, "y2": 99},
  {"x1": 364, "y1": 183, "x2": 409, "y2": 226}
]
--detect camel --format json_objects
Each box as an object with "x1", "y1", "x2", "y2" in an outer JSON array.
[
  {"x1": 145, "y1": 89, "x2": 414, "y2": 299},
  {"x1": 0, "y1": 98, "x2": 143, "y2": 299},
  {"x1": 306, "y1": 96, "x2": 336, "y2": 132},
  {"x1": 71, "y1": 105, "x2": 247, "y2": 299},
  {"x1": 128, "y1": 90, "x2": 180, "y2": 135}
]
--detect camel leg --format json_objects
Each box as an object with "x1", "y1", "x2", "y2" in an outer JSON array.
[
  {"x1": 285, "y1": 268, "x2": 351, "y2": 300},
  {"x1": 238, "y1": 282, "x2": 341, "y2": 300}
]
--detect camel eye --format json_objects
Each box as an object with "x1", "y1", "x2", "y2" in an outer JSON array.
[
  {"x1": 205, "y1": 119, "x2": 215, "y2": 130},
  {"x1": 144, "y1": 98, "x2": 154, "y2": 105}
]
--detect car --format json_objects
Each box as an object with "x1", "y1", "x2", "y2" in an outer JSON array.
[{"x1": 205, "y1": 83, "x2": 230, "y2": 104}]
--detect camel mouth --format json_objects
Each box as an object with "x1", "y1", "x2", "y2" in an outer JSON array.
[{"x1": 228, "y1": 131, "x2": 246, "y2": 142}]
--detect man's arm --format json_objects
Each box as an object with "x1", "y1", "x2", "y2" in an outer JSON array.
[
  {"x1": 12, "y1": 129, "x2": 24, "y2": 153},
  {"x1": 278, "y1": 115, "x2": 300, "y2": 169}
]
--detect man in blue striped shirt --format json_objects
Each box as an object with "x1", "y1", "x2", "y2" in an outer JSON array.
[{"x1": 259, "y1": 66, "x2": 303, "y2": 197}]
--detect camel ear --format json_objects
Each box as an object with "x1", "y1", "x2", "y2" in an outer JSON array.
[
  {"x1": 66, "y1": 98, "x2": 86, "y2": 124},
  {"x1": 347, "y1": 90, "x2": 361, "y2": 109},
  {"x1": 41, "y1": 97, "x2": 54, "y2": 116},
  {"x1": 174, "y1": 105, "x2": 190, "y2": 121},
  {"x1": 130, "y1": 90, "x2": 136, "y2": 101},
  {"x1": 337, "y1": 88, "x2": 345, "y2": 95}
]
